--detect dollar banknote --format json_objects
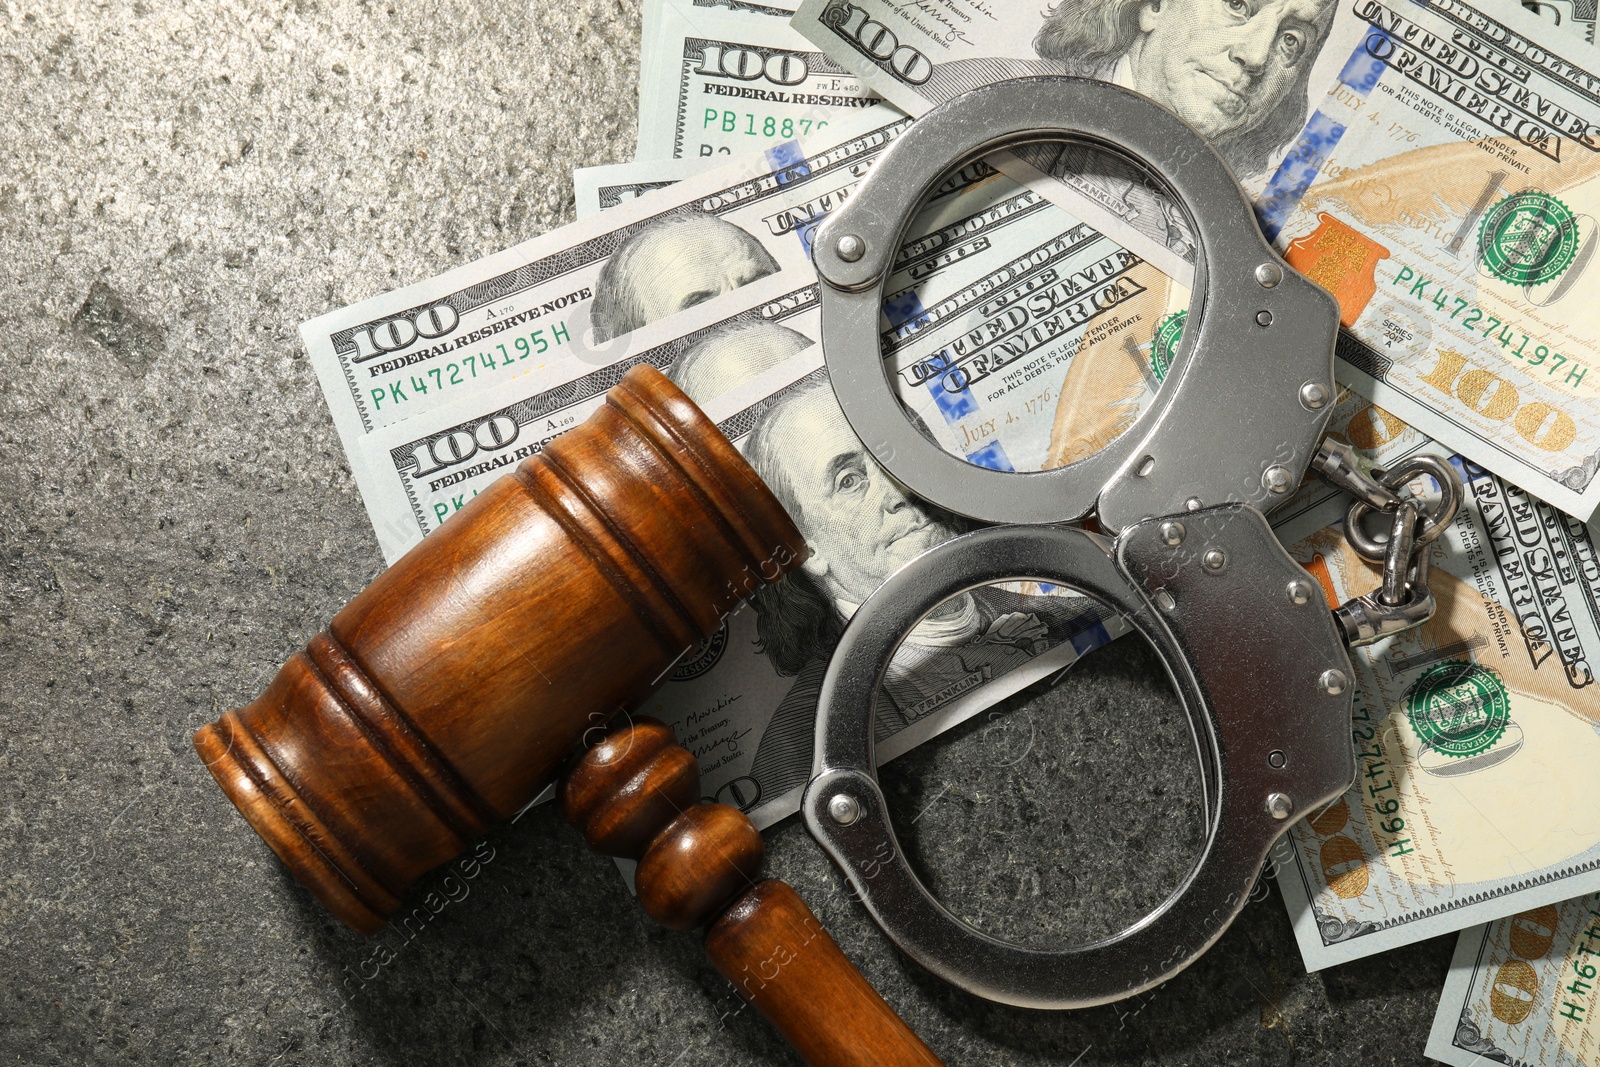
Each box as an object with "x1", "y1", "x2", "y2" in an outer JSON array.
[
  {"x1": 1254, "y1": 0, "x2": 1600, "y2": 520},
  {"x1": 346, "y1": 270, "x2": 1127, "y2": 828},
  {"x1": 786, "y1": 0, "x2": 1382, "y2": 274},
  {"x1": 300, "y1": 114, "x2": 917, "y2": 457},
  {"x1": 1523, "y1": 0, "x2": 1597, "y2": 45},
  {"x1": 1427, "y1": 895, "x2": 1600, "y2": 1066},
  {"x1": 636, "y1": 0, "x2": 896, "y2": 163},
  {"x1": 1271, "y1": 395, "x2": 1600, "y2": 970}
]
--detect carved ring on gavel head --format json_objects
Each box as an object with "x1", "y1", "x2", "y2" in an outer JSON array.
[{"x1": 193, "y1": 366, "x2": 808, "y2": 934}]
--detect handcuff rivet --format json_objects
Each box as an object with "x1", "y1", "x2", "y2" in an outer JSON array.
[
  {"x1": 1286, "y1": 579, "x2": 1313, "y2": 605},
  {"x1": 1255, "y1": 262, "x2": 1283, "y2": 288},
  {"x1": 1184, "y1": 497, "x2": 1203, "y2": 512},
  {"x1": 1320, "y1": 668, "x2": 1348, "y2": 696},
  {"x1": 1299, "y1": 381, "x2": 1330, "y2": 410},
  {"x1": 1203, "y1": 548, "x2": 1226, "y2": 572},
  {"x1": 835, "y1": 234, "x2": 865, "y2": 262},
  {"x1": 1266, "y1": 792, "x2": 1294, "y2": 820},
  {"x1": 1267, "y1": 750, "x2": 1287, "y2": 768},
  {"x1": 1262, "y1": 465, "x2": 1293, "y2": 495},
  {"x1": 828, "y1": 793, "x2": 861, "y2": 825},
  {"x1": 1255, "y1": 310, "x2": 1274, "y2": 327},
  {"x1": 1159, "y1": 520, "x2": 1185, "y2": 547}
]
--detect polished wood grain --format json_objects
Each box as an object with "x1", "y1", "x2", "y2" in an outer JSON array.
[
  {"x1": 561, "y1": 718, "x2": 700, "y2": 860},
  {"x1": 636, "y1": 803, "x2": 764, "y2": 931},
  {"x1": 562, "y1": 718, "x2": 945, "y2": 1067},
  {"x1": 707, "y1": 881, "x2": 945, "y2": 1067},
  {"x1": 194, "y1": 366, "x2": 806, "y2": 934}
]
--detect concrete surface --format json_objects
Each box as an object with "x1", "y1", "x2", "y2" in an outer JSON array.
[{"x1": 0, "y1": 1, "x2": 1454, "y2": 1063}]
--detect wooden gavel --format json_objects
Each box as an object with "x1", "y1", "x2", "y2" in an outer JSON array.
[{"x1": 194, "y1": 366, "x2": 941, "y2": 1066}]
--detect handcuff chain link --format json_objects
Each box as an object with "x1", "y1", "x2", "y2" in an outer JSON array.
[{"x1": 1310, "y1": 438, "x2": 1463, "y2": 648}]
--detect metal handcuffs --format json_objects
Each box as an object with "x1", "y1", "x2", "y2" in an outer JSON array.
[{"x1": 799, "y1": 77, "x2": 1462, "y2": 1009}]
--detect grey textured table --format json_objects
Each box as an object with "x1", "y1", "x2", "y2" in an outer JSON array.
[{"x1": 0, "y1": 2, "x2": 1454, "y2": 1063}]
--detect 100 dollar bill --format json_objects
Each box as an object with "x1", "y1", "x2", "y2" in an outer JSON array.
[
  {"x1": 637, "y1": 0, "x2": 895, "y2": 162},
  {"x1": 789, "y1": 0, "x2": 1370, "y2": 184},
  {"x1": 301, "y1": 115, "x2": 915, "y2": 456},
  {"x1": 787, "y1": 0, "x2": 1373, "y2": 274},
  {"x1": 1427, "y1": 895, "x2": 1600, "y2": 1066},
  {"x1": 1257, "y1": 0, "x2": 1600, "y2": 520},
  {"x1": 1273, "y1": 396, "x2": 1600, "y2": 971}
]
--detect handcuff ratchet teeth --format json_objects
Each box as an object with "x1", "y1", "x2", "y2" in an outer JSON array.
[{"x1": 800, "y1": 76, "x2": 1463, "y2": 1009}]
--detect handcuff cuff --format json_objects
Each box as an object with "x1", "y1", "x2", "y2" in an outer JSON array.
[{"x1": 797, "y1": 77, "x2": 1463, "y2": 1009}]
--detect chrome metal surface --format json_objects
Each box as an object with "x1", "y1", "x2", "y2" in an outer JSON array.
[
  {"x1": 1265, "y1": 793, "x2": 1294, "y2": 820},
  {"x1": 1299, "y1": 381, "x2": 1330, "y2": 410},
  {"x1": 812, "y1": 76, "x2": 1340, "y2": 531},
  {"x1": 1334, "y1": 584, "x2": 1438, "y2": 648},
  {"x1": 1311, "y1": 438, "x2": 1402, "y2": 511},
  {"x1": 1311, "y1": 439, "x2": 1463, "y2": 648},
  {"x1": 803, "y1": 507, "x2": 1354, "y2": 1008},
  {"x1": 1345, "y1": 455, "x2": 1462, "y2": 562},
  {"x1": 1381, "y1": 502, "x2": 1418, "y2": 606}
]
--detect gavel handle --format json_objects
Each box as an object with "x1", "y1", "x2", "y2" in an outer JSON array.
[
  {"x1": 562, "y1": 717, "x2": 942, "y2": 1066},
  {"x1": 706, "y1": 879, "x2": 943, "y2": 1067}
]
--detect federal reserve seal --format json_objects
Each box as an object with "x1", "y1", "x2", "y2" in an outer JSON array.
[
  {"x1": 1151, "y1": 310, "x2": 1185, "y2": 383},
  {"x1": 672, "y1": 622, "x2": 728, "y2": 681},
  {"x1": 1478, "y1": 191, "x2": 1579, "y2": 287},
  {"x1": 1404, "y1": 660, "x2": 1510, "y2": 759}
]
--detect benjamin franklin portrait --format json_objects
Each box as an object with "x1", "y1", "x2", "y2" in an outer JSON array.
[
  {"x1": 741, "y1": 376, "x2": 1109, "y2": 804},
  {"x1": 924, "y1": 0, "x2": 1340, "y2": 179},
  {"x1": 589, "y1": 212, "x2": 780, "y2": 342},
  {"x1": 665, "y1": 319, "x2": 813, "y2": 406}
]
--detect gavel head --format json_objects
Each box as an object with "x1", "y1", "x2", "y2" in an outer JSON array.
[{"x1": 194, "y1": 366, "x2": 807, "y2": 933}]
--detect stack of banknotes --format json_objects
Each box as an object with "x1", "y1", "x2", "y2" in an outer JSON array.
[{"x1": 299, "y1": 0, "x2": 1600, "y2": 1059}]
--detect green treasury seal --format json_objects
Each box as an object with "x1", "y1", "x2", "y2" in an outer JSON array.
[
  {"x1": 1477, "y1": 191, "x2": 1579, "y2": 287},
  {"x1": 1404, "y1": 660, "x2": 1510, "y2": 759},
  {"x1": 1151, "y1": 311, "x2": 1185, "y2": 383}
]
